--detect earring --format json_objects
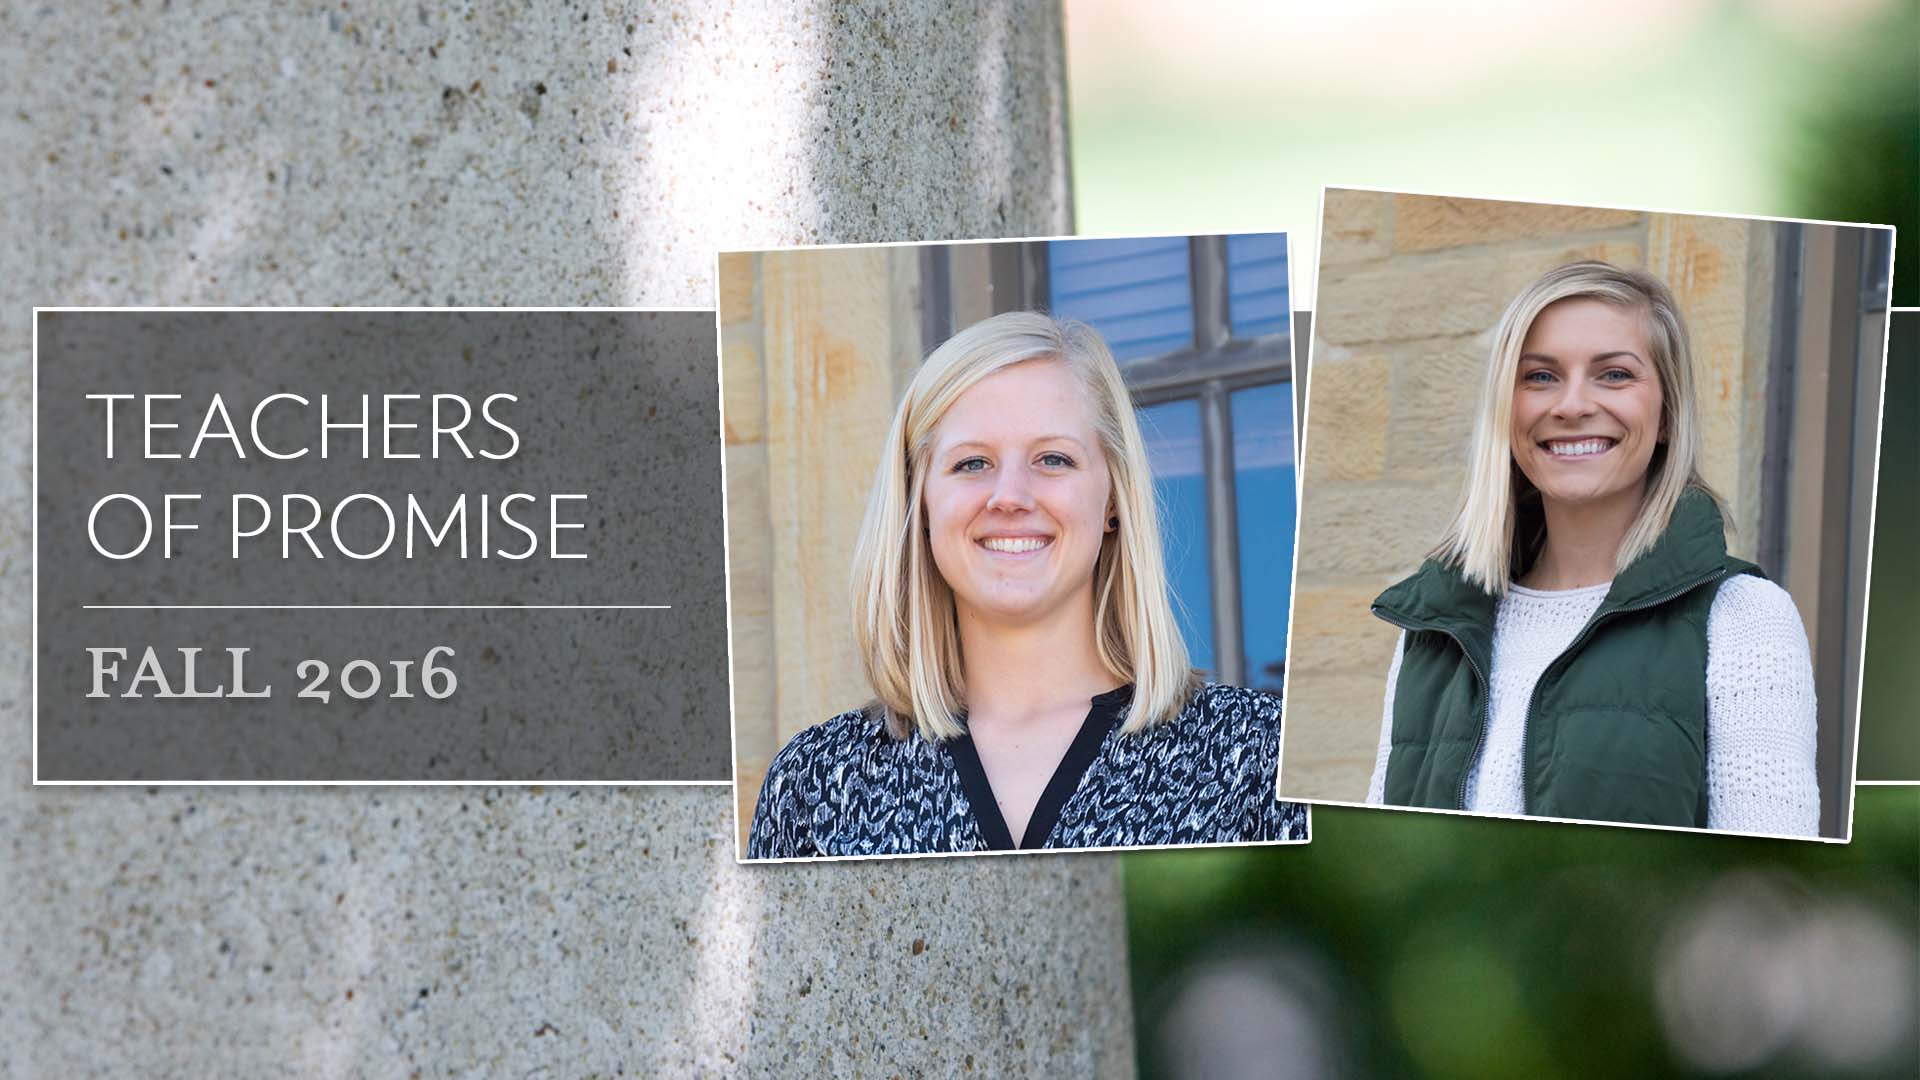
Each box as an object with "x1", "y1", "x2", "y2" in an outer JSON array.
[{"x1": 1108, "y1": 515, "x2": 1119, "y2": 531}]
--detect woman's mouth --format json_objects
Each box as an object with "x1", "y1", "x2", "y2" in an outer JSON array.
[
  {"x1": 1543, "y1": 437, "x2": 1617, "y2": 459},
  {"x1": 978, "y1": 535, "x2": 1053, "y2": 555}
]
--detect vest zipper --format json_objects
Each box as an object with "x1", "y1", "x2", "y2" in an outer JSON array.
[
  {"x1": 1516, "y1": 567, "x2": 1730, "y2": 816},
  {"x1": 1451, "y1": 630, "x2": 1490, "y2": 812},
  {"x1": 1372, "y1": 610, "x2": 1490, "y2": 811}
]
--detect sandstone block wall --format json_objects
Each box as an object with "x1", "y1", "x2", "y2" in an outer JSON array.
[{"x1": 720, "y1": 246, "x2": 928, "y2": 844}]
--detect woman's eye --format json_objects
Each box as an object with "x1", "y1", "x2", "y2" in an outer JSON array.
[
  {"x1": 1522, "y1": 369, "x2": 1555, "y2": 385},
  {"x1": 952, "y1": 457, "x2": 989, "y2": 473},
  {"x1": 1037, "y1": 451, "x2": 1076, "y2": 468},
  {"x1": 1599, "y1": 368, "x2": 1633, "y2": 383}
]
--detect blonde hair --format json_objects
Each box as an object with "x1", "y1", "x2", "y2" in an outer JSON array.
[
  {"x1": 851, "y1": 311, "x2": 1201, "y2": 741},
  {"x1": 1434, "y1": 260, "x2": 1721, "y2": 594}
]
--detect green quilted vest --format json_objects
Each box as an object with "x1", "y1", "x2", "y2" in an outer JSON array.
[{"x1": 1372, "y1": 488, "x2": 1761, "y2": 826}]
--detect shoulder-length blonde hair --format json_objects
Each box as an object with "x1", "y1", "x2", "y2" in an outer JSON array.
[
  {"x1": 851, "y1": 311, "x2": 1201, "y2": 741},
  {"x1": 1433, "y1": 260, "x2": 1721, "y2": 594}
]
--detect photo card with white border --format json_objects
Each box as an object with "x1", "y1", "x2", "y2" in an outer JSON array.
[
  {"x1": 717, "y1": 233, "x2": 1311, "y2": 861},
  {"x1": 1278, "y1": 186, "x2": 1894, "y2": 842}
]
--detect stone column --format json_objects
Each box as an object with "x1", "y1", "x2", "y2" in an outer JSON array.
[{"x1": 1, "y1": 3, "x2": 1133, "y2": 1074}]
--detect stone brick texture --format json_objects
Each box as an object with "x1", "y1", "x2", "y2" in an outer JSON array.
[{"x1": 721, "y1": 246, "x2": 925, "y2": 848}]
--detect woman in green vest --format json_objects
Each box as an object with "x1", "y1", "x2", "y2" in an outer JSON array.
[{"x1": 1364, "y1": 261, "x2": 1821, "y2": 835}]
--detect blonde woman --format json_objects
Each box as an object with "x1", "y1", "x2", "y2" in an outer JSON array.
[
  {"x1": 1366, "y1": 261, "x2": 1820, "y2": 834},
  {"x1": 748, "y1": 312, "x2": 1307, "y2": 857}
]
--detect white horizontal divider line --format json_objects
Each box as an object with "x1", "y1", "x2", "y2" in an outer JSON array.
[{"x1": 82, "y1": 604, "x2": 673, "y2": 610}]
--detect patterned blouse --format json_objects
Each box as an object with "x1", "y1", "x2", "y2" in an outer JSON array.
[{"x1": 746, "y1": 683, "x2": 1309, "y2": 858}]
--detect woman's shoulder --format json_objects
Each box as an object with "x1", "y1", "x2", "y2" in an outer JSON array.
[
  {"x1": 1153, "y1": 683, "x2": 1299, "y2": 839},
  {"x1": 761, "y1": 706, "x2": 897, "y2": 785},
  {"x1": 749, "y1": 707, "x2": 893, "y2": 859},
  {"x1": 1708, "y1": 572, "x2": 1811, "y2": 654},
  {"x1": 1710, "y1": 573, "x2": 1806, "y2": 628},
  {"x1": 1165, "y1": 682, "x2": 1282, "y2": 739}
]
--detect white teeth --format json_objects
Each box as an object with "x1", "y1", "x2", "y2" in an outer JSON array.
[
  {"x1": 1548, "y1": 439, "x2": 1613, "y2": 457},
  {"x1": 980, "y1": 536, "x2": 1051, "y2": 554}
]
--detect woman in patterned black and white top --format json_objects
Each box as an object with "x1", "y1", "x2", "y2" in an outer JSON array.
[{"x1": 747, "y1": 312, "x2": 1308, "y2": 858}]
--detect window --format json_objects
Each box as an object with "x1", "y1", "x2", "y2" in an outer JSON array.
[{"x1": 1050, "y1": 236, "x2": 1294, "y2": 688}]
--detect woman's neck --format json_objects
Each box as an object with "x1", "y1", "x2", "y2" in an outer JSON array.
[
  {"x1": 1521, "y1": 486, "x2": 1645, "y2": 590},
  {"x1": 956, "y1": 595, "x2": 1117, "y2": 722}
]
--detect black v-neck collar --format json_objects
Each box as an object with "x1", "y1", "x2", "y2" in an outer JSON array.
[{"x1": 948, "y1": 685, "x2": 1134, "y2": 851}]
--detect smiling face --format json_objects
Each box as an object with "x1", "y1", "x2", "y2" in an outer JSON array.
[
  {"x1": 922, "y1": 357, "x2": 1114, "y2": 631},
  {"x1": 1509, "y1": 296, "x2": 1666, "y2": 516}
]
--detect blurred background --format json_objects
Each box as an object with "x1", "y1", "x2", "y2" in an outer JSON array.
[
  {"x1": 1063, "y1": 0, "x2": 1919, "y2": 1075},
  {"x1": 1066, "y1": 0, "x2": 1917, "y2": 310}
]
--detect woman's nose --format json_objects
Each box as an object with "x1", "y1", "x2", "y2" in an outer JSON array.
[
  {"x1": 1550, "y1": 378, "x2": 1596, "y2": 419},
  {"x1": 986, "y1": 464, "x2": 1035, "y2": 512}
]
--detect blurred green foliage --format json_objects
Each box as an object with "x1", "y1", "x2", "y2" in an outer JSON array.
[
  {"x1": 1781, "y1": 0, "x2": 1918, "y2": 305},
  {"x1": 1125, "y1": 791, "x2": 1919, "y2": 1078}
]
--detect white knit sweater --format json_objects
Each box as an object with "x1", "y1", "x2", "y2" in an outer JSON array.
[{"x1": 1365, "y1": 574, "x2": 1821, "y2": 836}]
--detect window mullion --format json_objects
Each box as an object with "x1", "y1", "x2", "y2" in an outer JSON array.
[
  {"x1": 1190, "y1": 236, "x2": 1230, "y2": 351},
  {"x1": 1200, "y1": 378, "x2": 1243, "y2": 686}
]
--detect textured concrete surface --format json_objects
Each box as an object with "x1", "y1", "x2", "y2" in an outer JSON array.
[
  {"x1": 5, "y1": 787, "x2": 1132, "y2": 1074},
  {"x1": 2, "y1": 2, "x2": 1129, "y2": 1074},
  {"x1": 7, "y1": 1, "x2": 1069, "y2": 308}
]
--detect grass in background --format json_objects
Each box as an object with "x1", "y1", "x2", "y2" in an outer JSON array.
[{"x1": 1126, "y1": 793, "x2": 1918, "y2": 1078}]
